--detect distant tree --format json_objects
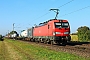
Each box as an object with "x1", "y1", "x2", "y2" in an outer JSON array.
[
  {"x1": 9, "y1": 31, "x2": 18, "y2": 34},
  {"x1": 77, "y1": 26, "x2": 89, "y2": 41},
  {"x1": 85, "y1": 30, "x2": 90, "y2": 41},
  {"x1": 0, "y1": 34, "x2": 3, "y2": 41},
  {"x1": 77, "y1": 26, "x2": 89, "y2": 33},
  {"x1": 0, "y1": 35, "x2": 2, "y2": 38}
]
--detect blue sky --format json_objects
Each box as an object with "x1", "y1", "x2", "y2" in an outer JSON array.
[{"x1": 0, "y1": 0, "x2": 90, "y2": 35}]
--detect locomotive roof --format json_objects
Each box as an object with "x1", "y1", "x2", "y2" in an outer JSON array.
[
  {"x1": 34, "y1": 19, "x2": 68, "y2": 27},
  {"x1": 39, "y1": 19, "x2": 68, "y2": 25},
  {"x1": 48, "y1": 19, "x2": 68, "y2": 21}
]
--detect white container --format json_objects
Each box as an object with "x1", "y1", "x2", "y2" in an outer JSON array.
[{"x1": 20, "y1": 30, "x2": 28, "y2": 37}]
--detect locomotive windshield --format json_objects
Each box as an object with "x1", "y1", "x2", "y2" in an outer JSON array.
[{"x1": 55, "y1": 22, "x2": 69, "y2": 28}]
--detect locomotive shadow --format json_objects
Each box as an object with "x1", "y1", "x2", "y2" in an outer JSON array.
[{"x1": 66, "y1": 41, "x2": 90, "y2": 46}]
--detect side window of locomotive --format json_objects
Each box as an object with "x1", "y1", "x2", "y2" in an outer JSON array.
[
  {"x1": 55, "y1": 23, "x2": 62, "y2": 28},
  {"x1": 48, "y1": 25, "x2": 50, "y2": 29}
]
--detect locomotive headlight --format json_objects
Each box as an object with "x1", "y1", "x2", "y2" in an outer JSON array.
[
  {"x1": 55, "y1": 32, "x2": 61, "y2": 34},
  {"x1": 53, "y1": 32, "x2": 61, "y2": 35},
  {"x1": 64, "y1": 32, "x2": 69, "y2": 34},
  {"x1": 53, "y1": 32, "x2": 55, "y2": 35}
]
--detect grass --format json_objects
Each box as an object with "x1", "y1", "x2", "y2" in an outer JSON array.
[
  {"x1": 0, "y1": 41, "x2": 12, "y2": 60},
  {"x1": 4, "y1": 39, "x2": 90, "y2": 60},
  {"x1": 0, "y1": 41, "x2": 5, "y2": 60}
]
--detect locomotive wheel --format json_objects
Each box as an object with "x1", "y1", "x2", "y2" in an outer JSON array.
[
  {"x1": 34, "y1": 38, "x2": 37, "y2": 42},
  {"x1": 30, "y1": 38, "x2": 33, "y2": 42},
  {"x1": 46, "y1": 39, "x2": 50, "y2": 44},
  {"x1": 37, "y1": 39, "x2": 39, "y2": 43},
  {"x1": 51, "y1": 40, "x2": 54, "y2": 45},
  {"x1": 43, "y1": 39, "x2": 46, "y2": 44},
  {"x1": 60, "y1": 41, "x2": 67, "y2": 46}
]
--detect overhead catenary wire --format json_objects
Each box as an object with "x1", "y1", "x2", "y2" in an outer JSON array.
[
  {"x1": 60, "y1": 6, "x2": 90, "y2": 17},
  {"x1": 26, "y1": 0, "x2": 75, "y2": 28},
  {"x1": 34, "y1": 0, "x2": 74, "y2": 20},
  {"x1": 31, "y1": 0, "x2": 74, "y2": 21},
  {"x1": 58, "y1": 0, "x2": 74, "y2": 8},
  {"x1": 33, "y1": 12, "x2": 50, "y2": 21},
  {"x1": 10, "y1": 0, "x2": 75, "y2": 33},
  {"x1": 28, "y1": 11, "x2": 51, "y2": 26}
]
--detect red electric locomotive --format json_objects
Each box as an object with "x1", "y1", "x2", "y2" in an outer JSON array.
[
  {"x1": 27, "y1": 9, "x2": 71, "y2": 45},
  {"x1": 33, "y1": 19, "x2": 71, "y2": 45}
]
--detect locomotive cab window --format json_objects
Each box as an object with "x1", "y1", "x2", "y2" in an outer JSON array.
[
  {"x1": 55, "y1": 23, "x2": 62, "y2": 28},
  {"x1": 62, "y1": 22, "x2": 69, "y2": 28},
  {"x1": 55, "y1": 22, "x2": 69, "y2": 28}
]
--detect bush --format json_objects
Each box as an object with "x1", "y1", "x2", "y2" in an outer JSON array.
[
  {"x1": 85, "y1": 30, "x2": 90, "y2": 41},
  {"x1": 0, "y1": 35, "x2": 4, "y2": 41},
  {"x1": 77, "y1": 26, "x2": 90, "y2": 42}
]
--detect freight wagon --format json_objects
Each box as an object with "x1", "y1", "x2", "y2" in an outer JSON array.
[{"x1": 19, "y1": 28, "x2": 33, "y2": 40}]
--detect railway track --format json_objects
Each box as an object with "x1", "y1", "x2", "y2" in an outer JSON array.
[{"x1": 19, "y1": 40, "x2": 90, "y2": 58}]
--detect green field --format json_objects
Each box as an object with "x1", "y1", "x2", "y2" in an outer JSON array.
[
  {"x1": 70, "y1": 35, "x2": 78, "y2": 41},
  {"x1": 0, "y1": 39, "x2": 90, "y2": 60},
  {"x1": 71, "y1": 35, "x2": 90, "y2": 42}
]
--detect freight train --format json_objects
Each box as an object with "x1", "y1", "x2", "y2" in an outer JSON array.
[{"x1": 19, "y1": 19, "x2": 71, "y2": 45}]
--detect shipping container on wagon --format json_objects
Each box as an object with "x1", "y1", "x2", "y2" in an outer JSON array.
[
  {"x1": 23, "y1": 27, "x2": 34, "y2": 41},
  {"x1": 20, "y1": 30, "x2": 28, "y2": 37},
  {"x1": 27, "y1": 27, "x2": 34, "y2": 38},
  {"x1": 11, "y1": 33, "x2": 17, "y2": 38},
  {"x1": 19, "y1": 27, "x2": 34, "y2": 40},
  {"x1": 33, "y1": 19, "x2": 71, "y2": 44}
]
